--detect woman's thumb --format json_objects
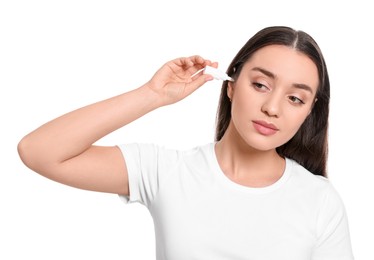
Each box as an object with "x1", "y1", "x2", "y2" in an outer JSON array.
[{"x1": 186, "y1": 74, "x2": 213, "y2": 94}]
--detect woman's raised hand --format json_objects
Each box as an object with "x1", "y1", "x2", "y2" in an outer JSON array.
[{"x1": 147, "y1": 55, "x2": 218, "y2": 106}]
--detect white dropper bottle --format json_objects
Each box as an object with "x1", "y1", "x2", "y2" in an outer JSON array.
[{"x1": 203, "y1": 65, "x2": 234, "y2": 82}]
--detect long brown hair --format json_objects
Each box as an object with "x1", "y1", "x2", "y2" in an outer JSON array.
[{"x1": 215, "y1": 26, "x2": 330, "y2": 177}]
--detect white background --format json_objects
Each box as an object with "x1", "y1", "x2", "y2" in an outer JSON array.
[{"x1": 1, "y1": 0, "x2": 372, "y2": 259}]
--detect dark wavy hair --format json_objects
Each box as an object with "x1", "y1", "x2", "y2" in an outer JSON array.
[{"x1": 215, "y1": 26, "x2": 330, "y2": 177}]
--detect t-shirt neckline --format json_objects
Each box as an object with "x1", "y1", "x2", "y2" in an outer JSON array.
[{"x1": 208, "y1": 142, "x2": 292, "y2": 194}]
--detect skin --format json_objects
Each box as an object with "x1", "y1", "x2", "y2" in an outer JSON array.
[
  {"x1": 17, "y1": 56, "x2": 216, "y2": 195},
  {"x1": 17, "y1": 45, "x2": 318, "y2": 196},
  {"x1": 215, "y1": 45, "x2": 319, "y2": 187}
]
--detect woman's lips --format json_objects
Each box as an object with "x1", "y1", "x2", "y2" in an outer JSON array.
[{"x1": 252, "y1": 120, "x2": 279, "y2": 136}]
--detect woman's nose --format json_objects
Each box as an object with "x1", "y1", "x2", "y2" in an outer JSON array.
[{"x1": 261, "y1": 94, "x2": 282, "y2": 118}]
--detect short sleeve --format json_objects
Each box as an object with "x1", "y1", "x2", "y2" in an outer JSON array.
[
  {"x1": 312, "y1": 183, "x2": 354, "y2": 260},
  {"x1": 117, "y1": 143, "x2": 180, "y2": 207}
]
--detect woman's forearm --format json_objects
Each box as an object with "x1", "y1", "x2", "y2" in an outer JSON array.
[{"x1": 18, "y1": 84, "x2": 160, "y2": 170}]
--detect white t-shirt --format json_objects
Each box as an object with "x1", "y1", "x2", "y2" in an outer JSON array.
[{"x1": 118, "y1": 143, "x2": 354, "y2": 260}]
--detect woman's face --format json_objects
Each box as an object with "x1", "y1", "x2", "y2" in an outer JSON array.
[{"x1": 227, "y1": 44, "x2": 319, "y2": 151}]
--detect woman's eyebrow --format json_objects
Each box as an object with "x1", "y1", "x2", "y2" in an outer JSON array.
[
  {"x1": 251, "y1": 67, "x2": 314, "y2": 94},
  {"x1": 292, "y1": 83, "x2": 314, "y2": 94},
  {"x1": 251, "y1": 67, "x2": 275, "y2": 79}
]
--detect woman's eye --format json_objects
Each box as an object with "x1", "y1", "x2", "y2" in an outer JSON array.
[
  {"x1": 289, "y1": 96, "x2": 305, "y2": 104},
  {"x1": 253, "y1": 82, "x2": 269, "y2": 91}
]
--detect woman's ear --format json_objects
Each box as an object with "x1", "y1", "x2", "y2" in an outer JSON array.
[
  {"x1": 227, "y1": 82, "x2": 234, "y2": 101},
  {"x1": 308, "y1": 98, "x2": 318, "y2": 115}
]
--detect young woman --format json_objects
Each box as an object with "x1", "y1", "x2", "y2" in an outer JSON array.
[{"x1": 18, "y1": 26, "x2": 354, "y2": 259}]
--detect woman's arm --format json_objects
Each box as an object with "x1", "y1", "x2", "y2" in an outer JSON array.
[{"x1": 17, "y1": 55, "x2": 216, "y2": 195}]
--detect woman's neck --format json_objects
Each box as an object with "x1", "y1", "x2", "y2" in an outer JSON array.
[{"x1": 215, "y1": 128, "x2": 285, "y2": 188}]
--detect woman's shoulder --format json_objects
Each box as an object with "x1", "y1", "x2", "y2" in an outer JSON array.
[
  {"x1": 286, "y1": 158, "x2": 334, "y2": 192},
  {"x1": 117, "y1": 142, "x2": 213, "y2": 165},
  {"x1": 119, "y1": 142, "x2": 212, "y2": 152},
  {"x1": 286, "y1": 158, "x2": 346, "y2": 209}
]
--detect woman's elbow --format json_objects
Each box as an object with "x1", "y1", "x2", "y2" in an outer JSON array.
[{"x1": 17, "y1": 135, "x2": 39, "y2": 171}]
